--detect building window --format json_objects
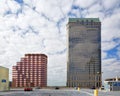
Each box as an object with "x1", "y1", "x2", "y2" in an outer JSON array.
[
  {"x1": 1, "y1": 79, "x2": 6, "y2": 83},
  {"x1": 86, "y1": 20, "x2": 88, "y2": 25}
]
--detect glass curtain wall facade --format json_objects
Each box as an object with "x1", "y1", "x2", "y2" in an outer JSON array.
[{"x1": 67, "y1": 18, "x2": 101, "y2": 88}]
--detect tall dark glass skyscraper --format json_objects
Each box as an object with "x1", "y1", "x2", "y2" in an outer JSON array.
[{"x1": 67, "y1": 18, "x2": 101, "y2": 88}]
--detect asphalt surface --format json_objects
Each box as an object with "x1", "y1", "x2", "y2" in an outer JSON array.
[
  {"x1": 0, "y1": 89, "x2": 120, "y2": 96},
  {"x1": 0, "y1": 89, "x2": 91, "y2": 96}
]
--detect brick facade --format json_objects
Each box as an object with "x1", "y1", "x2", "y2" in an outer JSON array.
[{"x1": 12, "y1": 54, "x2": 47, "y2": 88}]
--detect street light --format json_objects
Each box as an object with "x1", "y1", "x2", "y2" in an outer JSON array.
[
  {"x1": 96, "y1": 72, "x2": 103, "y2": 88},
  {"x1": 95, "y1": 72, "x2": 100, "y2": 88}
]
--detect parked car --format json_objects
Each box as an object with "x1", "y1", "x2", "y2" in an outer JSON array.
[
  {"x1": 55, "y1": 87, "x2": 59, "y2": 90},
  {"x1": 24, "y1": 87, "x2": 33, "y2": 91},
  {"x1": 91, "y1": 86, "x2": 96, "y2": 89}
]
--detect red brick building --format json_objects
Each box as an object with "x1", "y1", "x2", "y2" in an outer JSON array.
[{"x1": 12, "y1": 54, "x2": 47, "y2": 88}]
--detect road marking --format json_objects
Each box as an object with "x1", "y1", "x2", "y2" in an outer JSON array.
[
  {"x1": 0, "y1": 92, "x2": 14, "y2": 95},
  {"x1": 0, "y1": 91, "x2": 22, "y2": 95},
  {"x1": 80, "y1": 90, "x2": 93, "y2": 96}
]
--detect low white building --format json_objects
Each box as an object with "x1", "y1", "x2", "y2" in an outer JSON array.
[{"x1": 104, "y1": 77, "x2": 120, "y2": 91}]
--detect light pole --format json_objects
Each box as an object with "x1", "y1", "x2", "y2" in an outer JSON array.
[
  {"x1": 95, "y1": 72, "x2": 100, "y2": 88},
  {"x1": 101, "y1": 72, "x2": 103, "y2": 88},
  {"x1": 96, "y1": 72, "x2": 103, "y2": 88}
]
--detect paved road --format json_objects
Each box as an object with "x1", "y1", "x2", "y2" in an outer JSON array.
[
  {"x1": 0, "y1": 89, "x2": 91, "y2": 96},
  {"x1": 81, "y1": 89, "x2": 120, "y2": 96},
  {"x1": 0, "y1": 89, "x2": 120, "y2": 96}
]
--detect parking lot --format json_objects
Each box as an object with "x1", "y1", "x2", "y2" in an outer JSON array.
[{"x1": 0, "y1": 88, "x2": 120, "y2": 96}]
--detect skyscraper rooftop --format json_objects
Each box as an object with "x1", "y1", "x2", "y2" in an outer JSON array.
[{"x1": 69, "y1": 18, "x2": 100, "y2": 22}]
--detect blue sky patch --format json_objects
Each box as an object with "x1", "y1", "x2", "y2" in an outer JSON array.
[
  {"x1": 72, "y1": 5, "x2": 79, "y2": 10},
  {"x1": 68, "y1": 12, "x2": 77, "y2": 17},
  {"x1": 4, "y1": 10, "x2": 12, "y2": 16},
  {"x1": 14, "y1": 0, "x2": 24, "y2": 4},
  {"x1": 106, "y1": 47, "x2": 118, "y2": 59},
  {"x1": 113, "y1": 38, "x2": 120, "y2": 43}
]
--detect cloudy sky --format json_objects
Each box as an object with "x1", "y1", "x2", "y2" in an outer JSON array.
[{"x1": 0, "y1": 0, "x2": 120, "y2": 86}]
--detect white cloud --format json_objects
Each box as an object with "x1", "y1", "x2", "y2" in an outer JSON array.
[
  {"x1": 102, "y1": 13, "x2": 120, "y2": 29},
  {"x1": 101, "y1": 12, "x2": 120, "y2": 41},
  {"x1": 74, "y1": 0, "x2": 97, "y2": 8},
  {"x1": 102, "y1": 57, "x2": 120, "y2": 77},
  {"x1": 0, "y1": 0, "x2": 68, "y2": 86},
  {"x1": 102, "y1": 41, "x2": 117, "y2": 51},
  {"x1": 7, "y1": 0, "x2": 21, "y2": 13},
  {"x1": 0, "y1": 0, "x2": 120, "y2": 86},
  {"x1": 88, "y1": 4, "x2": 103, "y2": 13},
  {"x1": 102, "y1": 0, "x2": 120, "y2": 10},
  {"x1": 48, "y1": 53, "x2": 66, "y2": 86},
  {"x1": 0, "y1": 1, "x2": 9, "y2": 16},
  {"x1": 44, "y1": 39, "x2": 66, "y2": 53},
  {"x1": 59, "y1": 0, "x2": 73, "y2": 16},
  {"x1": 35, "y1": 0, "x2": 65, "y2": 22},
  {"x1": 102, "y1": 58, "x2": 120, "y2": 81},
  {"x1": 102, "y1": 51, "x2": 107, "y2": 59},
  {"x1": 113, "y1": 8, "x2": 120, "y2": 14},
  {"x1": 102, "y1": 58, "x2": 116, "y2": 67},
  {"x1": 86, "y1": 12, "x2": 104, "y2": 19}
]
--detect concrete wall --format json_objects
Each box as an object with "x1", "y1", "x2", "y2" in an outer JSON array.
[{"x1": 0, "y1": 66, "x2": 9, "y2": 91}]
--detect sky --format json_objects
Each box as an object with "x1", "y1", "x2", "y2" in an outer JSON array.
[{"x1": 0, "y1": 0, "x2": 120, "y2": 86}]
